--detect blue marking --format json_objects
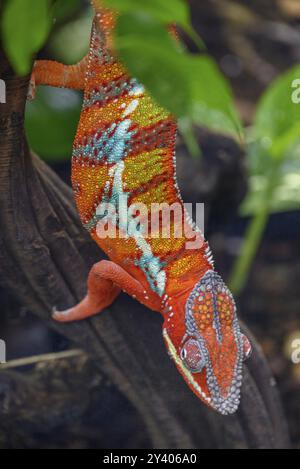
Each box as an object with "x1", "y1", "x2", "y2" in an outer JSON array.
[{"x1": 73, "y1": 120, "x2": 136, "y2": 162}]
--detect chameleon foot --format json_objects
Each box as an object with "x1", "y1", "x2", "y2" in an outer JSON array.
[
  {"x1": 53, "y1": 281, "x2": 120, "y2": 322},
  {"x1": 52, "y1": 260, "x2": 161, "y2": 322}
]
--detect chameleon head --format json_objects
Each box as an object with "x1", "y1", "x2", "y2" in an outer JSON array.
[{"x1": 162, "y1": 270, "x2": 251, "y2": 415}]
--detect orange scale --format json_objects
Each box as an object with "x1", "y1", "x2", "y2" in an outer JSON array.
[
  {"x1": 78, "y1": 98, "x2": 131, "y2": 131},
  {"x1": 72, "y1": 164, "x2": 109, "y2": 218},
  {"x1": 91, "y1": 227, "x2": 137, "y2": 260},
  {"x1": 85, "y1": 63, "x2": 126, "y2": 93}
]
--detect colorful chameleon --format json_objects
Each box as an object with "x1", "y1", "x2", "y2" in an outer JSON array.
[{"x1": 30, "y1": 0, "x2": 251, "y2": 415}]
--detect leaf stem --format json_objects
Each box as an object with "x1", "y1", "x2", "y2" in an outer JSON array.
[
  {"x1": 178, "y1": 118, "x2": 202, "y2": 159},
  {"x1": 229, "y1": 163, "x2": 280, "y2": 296}
]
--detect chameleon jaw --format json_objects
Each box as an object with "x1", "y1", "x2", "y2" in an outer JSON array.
[
  {"x1": 163, "y1": 328, "x2": 243, "y2": 415},
  {"x1": 163, "y1": 328, "x2": 212, "y2": 406}
]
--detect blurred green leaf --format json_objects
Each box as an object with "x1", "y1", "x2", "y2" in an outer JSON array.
[
  {"x1": 253, "y1": 65, "x2": 300, "y2": 158},
  {"x1": 241, "y1": 66, "x2": 300, "y2": 216},
  {"x1": 49, "y1": 9, "x2": 92, "y2": 64},
  {"x1": 2, "y1": 0, "x2": 52, "y2": 75},
  {"x1": 115, "y1": 13, "x2": 191, "y2": 116},
  {"x1": 103, "y1": 0, "x2": 190, "y2": 29},
  {"x1": 103, "y1": 0, "x2": 204, "y2": 49},
  {"x1": 188, "y1": 56, "x2": 243, "y2": 140},
  {"x1": 115, "y1": 12, "x2": 240, "y2": 141},
  {"x1": 115, "y1": 10, "x2": 180, "y2": 47},
  {"x1": 25, "y1": 87, "x2": 81, "y2": 161},
  {"x1": 241, "y1": 141, "x2": 300, "y2": 215},
  {"x1": 52, "y1": 0, "x2": 82, "y2": 25}
]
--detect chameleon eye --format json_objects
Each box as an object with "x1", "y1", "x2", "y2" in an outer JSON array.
[{"x1": 180, "y1": 339, "x2": 206, "y2": 374}]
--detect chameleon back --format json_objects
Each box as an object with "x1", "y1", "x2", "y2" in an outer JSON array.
[{"x1": 71, "y1": 9, "x2": 212, "y2": 301}]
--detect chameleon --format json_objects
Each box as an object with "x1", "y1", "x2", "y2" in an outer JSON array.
[{"x1": 29, "y1": 0, "x2": 252, "y2": 415}]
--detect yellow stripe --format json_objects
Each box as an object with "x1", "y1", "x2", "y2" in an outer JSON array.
[
  {"x1": 131, "y1": 94, "x2": 171, "y2": 127},
  {"x1": 123, "y1": 149, "x2": 165, "y2": 190}
]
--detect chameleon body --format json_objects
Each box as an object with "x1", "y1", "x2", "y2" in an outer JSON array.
[{"x1": 31, "y1": 1, "x2": 251, "y2": 415}]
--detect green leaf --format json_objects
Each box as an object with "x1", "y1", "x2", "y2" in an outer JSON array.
[
  {"x1": 52, "y1": 0, "x2": 82, "y2": 25},
  {"x1": 115, "y1": 13, "x2": 191, "y2": 116},
  {"x1": 188, "y1": 56, "x2": 243, "y2": 140},
  {"x1": 25, "y1": 87, "x2": 81, "y2": 161},
  {"x1": 103, "y1": 0, "x2": 204, "y2": 50},
  {"x1": 115, "y1": 10, "x2": 179, "y2": 46},
  {"x1": 242, "y1": 66, "x2": 300, "y2": 216},
  {"x1": 114, "y1": 12, "x2": 240, "y2": 135},
  {"x1": 2, "y1": 0, "x2": 52, "y2": 75},
  {"x1": 49, "y1": 9, "x2": 92, "y2": 64},
  {"x1": 103, "y1": 0, "x2": 190, "y2": 29},
  {"x1": 241, "y1": 141, "x2": 300, "y2": 215},
  {"x1": 253, "y1": 65, "x2": 300, "y2": 158}
]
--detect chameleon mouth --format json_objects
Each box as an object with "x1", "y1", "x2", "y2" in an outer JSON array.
[
  {"x1": 163, "y1": 329, "x2": 212, "y2": 406},
  {"x1": 163, "y1": 329, "x2": 242, "y2": 415},
  {"x1": 206, "y1": 362, "x2": 243, "y2": 415}
]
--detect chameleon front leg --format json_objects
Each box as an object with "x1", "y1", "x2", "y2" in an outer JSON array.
[
  {"x1": 28, "y1": 55, "x2": 89, "y2": 99},
  {"x1": 53, "y1": 260, "x2": 158, "y2": 323}
]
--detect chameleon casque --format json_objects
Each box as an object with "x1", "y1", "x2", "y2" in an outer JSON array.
[{"x1": 30, "y1": 0, "x2": 251, "y2": 415}]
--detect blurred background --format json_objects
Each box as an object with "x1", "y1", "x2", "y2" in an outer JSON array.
[{"x1": 0, "y1": 0, "x2": 300, "y2": 448}]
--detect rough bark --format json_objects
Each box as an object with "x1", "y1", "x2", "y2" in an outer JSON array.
[
  {"x1": 0, "y1": 49, "x2": 290, "y2": 449},
  {"x1": 0, "y1": 351, "x2": 151, "y2": 449}
]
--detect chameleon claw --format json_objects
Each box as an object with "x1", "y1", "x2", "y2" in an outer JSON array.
[
  {"x1": 52, "y1": 306, "x2": 61, "y2": 320},
  {"x1": 27, "y1": 74, "x2": 36, "y2": 101},
  {"x1": 242, "y1": 334, "x2": 252, "y2": 361},
  {"x1": 52, "y1": 307, "x2": 74, "y2": 322}
]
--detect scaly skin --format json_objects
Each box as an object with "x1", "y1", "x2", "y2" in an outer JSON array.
[{"x1": 31, "y1": 1, "x2": 251, "y2": 415}]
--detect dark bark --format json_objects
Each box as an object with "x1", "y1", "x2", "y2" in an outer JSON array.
[
  {"x1": 0, "y1": 351, "x2": 150, "y2": 449},
  {"x1": 0, "y1": 49, "x2": 290, "y2": 449}
]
